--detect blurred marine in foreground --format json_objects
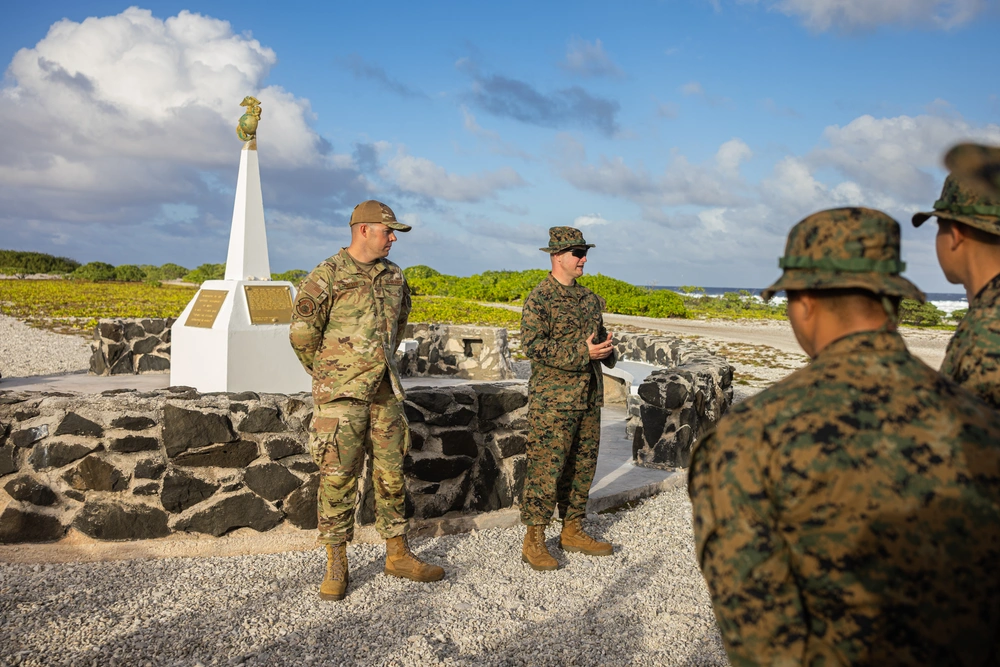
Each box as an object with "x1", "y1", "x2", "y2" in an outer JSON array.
[{"x1": 688, "y1": 207, "x2": 1000, "y2": 664}]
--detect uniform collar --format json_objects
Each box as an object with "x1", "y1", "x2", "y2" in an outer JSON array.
[
  {"x1": 814, "y1": 328, "x2": 908, "y2": 362},
  {"x1": 339, "y1": 247, "x2": 386, "y2": 277},
  {"x1": 971, "y1": 270, "x2": 1000, "y2": 309},
  {"x1": 546, "y1": 272, "x2": 579, "y2": 295}
]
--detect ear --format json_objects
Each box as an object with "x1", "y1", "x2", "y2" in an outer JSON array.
[{"x1": 948, "y1": 221, "x2": 967, "y2": 252}]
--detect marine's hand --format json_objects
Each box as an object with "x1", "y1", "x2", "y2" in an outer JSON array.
[{"x1": 587, "y1": 332, "x2": 614, "y2": 360}]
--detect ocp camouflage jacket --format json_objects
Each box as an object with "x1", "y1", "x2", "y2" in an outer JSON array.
[
  {"x1": 289, "y1": 248, "x2": 411, "y2": 406},
  {"x1": 521, "y1": 274, "x2": 616, "y2": 410},
  {"x1": 941, "y1": 271, "x2": 1000, "y2": 409},
  {"x1": 688, "y1": 329, "x2": 1000, "y2": 666}
]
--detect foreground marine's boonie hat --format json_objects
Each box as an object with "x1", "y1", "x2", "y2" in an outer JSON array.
[
  {"x1": 540, "y1": 226, "x2": 595, "y2": 253},
  {"x1": 912, "y1": 173, "x2": 1000, "y2": 237},
  {"x1": 762, "y1": 207, "x2": 925, "y2": 302},
  {"x1": 349, "y1": 200, "x2": 411, "y2": 232},
  {"x1": 944, "y1": 143, "x2": 1000, "y2": 200}
]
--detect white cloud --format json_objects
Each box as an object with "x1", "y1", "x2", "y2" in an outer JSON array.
[
  {"x1": 656, "y1": 102, "x2": 680, "y2": 119},
  {"x1": 744, "y1": 0, "x2": 986, "y2": 31},
  {"x1": 681, "y1": 81, "x2": 705, "y2": 97},
  {"x1": 810, "y1": 113, "x2": 1000, "y2": 201},
  {"x1": 559, "y1": 37, "x2": 624, "y2": 78},
  {"x1": 679, "y1": 80, "x2": 731, "y2": 107},
  {"x1": 574, "y1": 214, "x2": 609, "y2": 227},
  {"x1": 382, "y1": 149, "x2": 527, "y2": 203}
]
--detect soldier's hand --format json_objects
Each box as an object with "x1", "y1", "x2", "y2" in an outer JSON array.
[{"x1": 587, "y1": 332, "x2": 614, "y2": 360}]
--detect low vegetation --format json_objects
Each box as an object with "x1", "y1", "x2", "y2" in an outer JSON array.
[
  {"x1": 0, "y1": 249, "x2": 80, "y2": 275},
  {"x1": 409, "y1": 297, "x2": 521, "y2": 328}
]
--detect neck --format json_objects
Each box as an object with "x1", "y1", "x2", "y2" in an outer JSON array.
[
  {"x1": 961, "y1": 246, "x2": 1000, "y2": 302},
  {"x1": 811, "y1": 313, "x2": 892, "y2": 357},
  {"x1": 551, "y1": 269, "x2": 576, "y2": 286},
  {"x1": 346, "y1": 243, "x2": 379, "y2": 265}
]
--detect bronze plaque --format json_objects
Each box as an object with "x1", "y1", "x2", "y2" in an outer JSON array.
[
  {"x1": 244, "y1": 285, "x2": 293, "y2": 325},
  {"x1": 184, "y1": 289, "x2": 228, "y2": 329}
]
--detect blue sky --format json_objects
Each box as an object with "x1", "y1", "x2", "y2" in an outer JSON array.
[{"x1": 1, "y1": 1, "x2": 998, "y2": 291}]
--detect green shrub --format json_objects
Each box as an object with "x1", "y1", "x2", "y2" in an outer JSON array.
[
  {"x1": 158, "y1": 263, "x2": 190, "y2": 280},
  {"x1": 898, "y1": 299, "x2": 945, "y2": 327},
  {"x1": 182, "y1": 263, "x2": 226, "y2": 283},
  {"x1": 113, "y1": 264, "x2": 147, "y2": 282},
  {"x1": 0, "y1": 250, "x2": 80, "y2": 274},
  {"x1": 272, "y1": 269, "x2": 308, "y2": 283},
  {"x1": 950, "y1": 308, "x2": 968, "y2": 321},
  {"x1": 578, "y1": 275, "x2": 687, "y2": 318},
  {"x1": 70, "y1": 262, "x2": 116, "y2": 282}
]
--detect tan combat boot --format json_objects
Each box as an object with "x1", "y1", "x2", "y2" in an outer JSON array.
[
  {"x1": 384, "y1": 535, "x2": 445, "y2": 582},
  {"x1": 521, "y1": 524, "x2": 558, "y2": 571},
  {"x1": 319, "y1": 543, "x2": 349, "y2": 601},
  {"x1": 560, "y1": 518, "x2": 613, "y2": 556}
]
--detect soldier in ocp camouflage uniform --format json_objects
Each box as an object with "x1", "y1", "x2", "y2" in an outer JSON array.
[
  {"x1": 689, "y1": 207, "x2": 1000, "y2": 665},
  {"x1": 913, "y1": 144, "x2": 1000, "y2": 409},
  {"x1": 289, "y1": 199, "x2": 444, "y2": 601},
  {"x1": 519, "y1": 226, "x2": 618, "y2": 571}
]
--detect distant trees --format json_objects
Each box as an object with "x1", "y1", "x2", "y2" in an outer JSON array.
[{"x1": 0, "y1": 250, "x2": 80, "y2": 275}]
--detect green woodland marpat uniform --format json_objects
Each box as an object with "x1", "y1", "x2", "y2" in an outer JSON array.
[
  {"x1": 691, "y1": 207, "x2": 1000, "y2": 665},
  {"x1": 520, "y1": 273, "x2": 616, "y2": 525},
  {"x1": 941, "y1": 273, "x2": 1000, "y2": 409},
  {"x1": 289, "y1": 247, "x2": 412, "y2": 545},
  {"x1": 914, "y1": 168, "x2": 1000, "y2": 410}
]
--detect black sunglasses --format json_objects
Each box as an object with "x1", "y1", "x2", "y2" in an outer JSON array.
[{"x1": 566, "y1": 248, "x2": 589, "y2": 259}]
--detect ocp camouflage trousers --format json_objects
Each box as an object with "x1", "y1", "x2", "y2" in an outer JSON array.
[
  {"x1": 309, "y1": 377, "x2": 410, "y2": 545},
  {"x1": 520, "y1": 404, "x2": 601, "y2": 525}
]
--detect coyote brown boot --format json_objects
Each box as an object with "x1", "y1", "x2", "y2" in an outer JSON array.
[
  {"x1": 384, "y1": 535, "x2": 445, "y2": 582},
  {"x1": 319, "y1": 543, "x2": 349, "y2": 601},
  {"x1": 560, "y1": 518, "x2": 613, "y2": 556},
  {"x1": 521, "y1": 525, "x2": 558, "y2": 571}
]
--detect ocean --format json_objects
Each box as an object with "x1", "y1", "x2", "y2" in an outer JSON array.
[{"x1": 652, "y1": 286, "x2": 968, "y2": 315}]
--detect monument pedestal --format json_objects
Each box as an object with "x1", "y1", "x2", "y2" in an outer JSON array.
[
  {"x1": 170, "y1": 280, "x2": 310, "y2": 393},
  {"x1": 171, "y1": 112, "x2": 310, "y2": 394}
]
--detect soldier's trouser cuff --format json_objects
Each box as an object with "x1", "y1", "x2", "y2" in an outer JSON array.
[
  {"x1": 378, "y1": 523, "x2": 407, "y2": 540},
  {"x1": 316, "y1": 531, "x2": 352, "y2": 547}
]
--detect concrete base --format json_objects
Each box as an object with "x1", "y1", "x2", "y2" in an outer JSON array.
[{"x1": 170, "y1": 279, "x2": 311, "y2": 394}]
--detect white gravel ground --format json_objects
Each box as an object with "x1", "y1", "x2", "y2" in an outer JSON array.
[
  {"x1": 0, "y1": 487, "x2": 728, "y2": 667},
  {"x1": 0, "y1": 314, "x2": 90, "y2": 379}
]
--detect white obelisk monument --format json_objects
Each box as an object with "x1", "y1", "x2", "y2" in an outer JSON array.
[{"x1": 170, "y1": 97, "x2": 311, "y2": 393}]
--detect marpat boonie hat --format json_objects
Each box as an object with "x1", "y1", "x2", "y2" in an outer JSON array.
[
  {"x1": 943, "y1": 142, "x2": 1000, "y2": 200},
  {"x1": 762, "y1": 207, "x2": 924, "y2": 302},
  {"x1": 540, "y1": 226, "x2": 595, "y2": 253},
  {"x1": 350, "y1": 200, "x2": 411, "y2": 232},
  {"x1": 912, "y1": 173, "x2": 1000, "y2": 237}
]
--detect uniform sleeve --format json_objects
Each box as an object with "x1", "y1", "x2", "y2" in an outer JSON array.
[
  {"x1": 688, "y1": 424, "x2": 808, "y2": 666},
  {"x1": 598, "y1": 311, "x2": 616, "y2": 369},
  {"x1": 289, "y1": 268, "x2": 332, "y2": 375},
  {"x1": 521, "y1": 289, "x2": 590, "y2": 372},
  {"x1": 394, "y1": 278, "x2": 412, "y2": 354},
  {"x1": 942, "y1": 315, "x2": 1000, "y2": 410}
]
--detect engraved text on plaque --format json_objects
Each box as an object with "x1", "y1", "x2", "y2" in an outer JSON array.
[
  {"x1": 185, "y1": 290, "x2": 228, "y2": 329},
  {"x1": 244, "y1": 285, "x2": 293, "y2": 325}
]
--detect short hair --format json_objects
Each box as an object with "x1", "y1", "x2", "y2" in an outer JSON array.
[{"x1": 937, "y1": 218, "x2": 1000, "y2": 246}]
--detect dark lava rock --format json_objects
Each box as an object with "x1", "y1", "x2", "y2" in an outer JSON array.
[
  {"x1": 172, "y1": 440, "x2": 259, "y2": 468},
  {"x1": 132, "y1": 336, "x2": 160, "y2": 355},
  {"x1": 284, "y1": 456, "x2": 319, "y2": 474},
  {"x1": 263, "y1": 437, "x2": 304, "y2": 460},
  {"x1": 161, "y1": 469, "x2": 219, "y2": 513},
  {"x1": 0, "y1": 506, "x2": 65, "y2": 543},
  {"x1": 0, "y1": 445, "x2": 18, "y2": 475},
  {"x1": 243, "y1": 462, "x2": 303, "y2": 501},
  {"x1": 109, "y1": 351, "x2": 135, "y2": 375},
  {"x1": 469, "y1": 448, "x2": 502, "y2": 512},
  {"x1": 408, "y1": 455, "x2": 474, "y2": 482},
  {"x1": 134, "y1": 457, "x2": 166, "y2": 479},
  {"x1": 109, "y1": 436, "x2": 159, "y2": 453},
  {"x1": 136, "y1": 355, "x2": 170, "y2": 372},
  {"x1": 162, "y1": 405, "x2": 236, "y2": 457},
  {"x1": 63, "y1": 456, "x2": 128, "y2": 492},
  {"x1": 98, "y1": 321, "x2": 124, "y2": 342},
  {"x1": 403, "y1": 403, "x2": 424, "y2": 423},
  {"x1": 3, "y1": 475, "x2": 56, "y2": 506},
  {"x1": 476, "y1": 386, "x2": 528, "y2": 421},
  {"x1": 439, "y1": 431, "x2": 479, "y2": 458},
  {"x1": 427, "y1": 407, "x2": 476, "y2": 428},
  {"x1": 111, "y1": 415, "x2": 156, "y2": 431},
  {"x1": 73, "y1": 499, "x2": 169, "y2": 540},
  {"x1": 495, "y1": 433, "x2": 527, "y2": 458},
  {"x1": 239, "y1": 407, "x2": 286, "y2": 433},
  {"x1": 54, "y1": 413, "x2": 104, "y2": 438},
  {"x1": 175, "y1": 491, "x2": 283, "y2": 537},
  {"x1": 12, "y1": 425, "x2": 49, "y2": 448},
  {"x1": 284, "y1": 475, "x2": 319, "y2": 530},
  {"x1": 407, "y1": 390, "x2": 453, "y2": 414},
  {"x1": 228, "y1": 391, "x2": 259, "y2": 402},
  {"x1": 29, "y1": 441, "x2": 97, "y2": 470},
  {"x1": 132, "y1": 482, "x2": 160, "y2": 496}
]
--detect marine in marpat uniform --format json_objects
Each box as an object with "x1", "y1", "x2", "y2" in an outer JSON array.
[
  {"x1": 519, "y1": 226, "x2": 618, "y2": 571},
  {"x1": 688, "y1": 208, "x2": 1000, "y2": 665},
  {"x1": 289, "y1": 200, "x2": 444, "y2": 601},
  {"x1": 913, "y1": 144, "x2": 1000, "y2": 408}
]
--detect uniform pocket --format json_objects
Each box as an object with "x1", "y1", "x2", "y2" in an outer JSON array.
[{"x1": 309, "y1": 417, "x2": 340, "y2": 470}]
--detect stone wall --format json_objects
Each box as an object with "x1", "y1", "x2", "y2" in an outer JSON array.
[
  {"x1": 614, "y1": 333, "x2": 734, "y2": 470},
  {"x1": 90, "y1": 319, "x2": 173, "y2": 376},
  {"x1": 0, "y1": 382, "x2": 528, "y2": 543},
  {"x1": 398, "y1": 324, "x2": 514, "y2": 380}
]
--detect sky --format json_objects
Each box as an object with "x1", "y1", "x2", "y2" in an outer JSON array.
[{"x1": 1, "y1": 0, "x2": 998, "y2": 291}]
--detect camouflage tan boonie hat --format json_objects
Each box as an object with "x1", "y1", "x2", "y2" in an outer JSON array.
[
  {"x1": 944, "y1": 143, "x2": 1000, "y2": 199},
  {"x1": 350, "y1": 200, "x2": 411, "y2": 232},
  {"x1": 540, "y1": 226, "x2": 595, "y2": 253},
  {"x1": 762, "y1": 207, "x2": 925, "y2": 302},
  {"x1": 912, "y1": 174, "x2": 1000, "y2": 236}
]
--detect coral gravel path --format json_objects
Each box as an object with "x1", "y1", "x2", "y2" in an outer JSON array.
[
  {"x1": 0, "y1": 314, "x2": 90, "y2": 379},
  {"x1": 0, "y1": 487, "x2": 727, "y2": 667}
]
